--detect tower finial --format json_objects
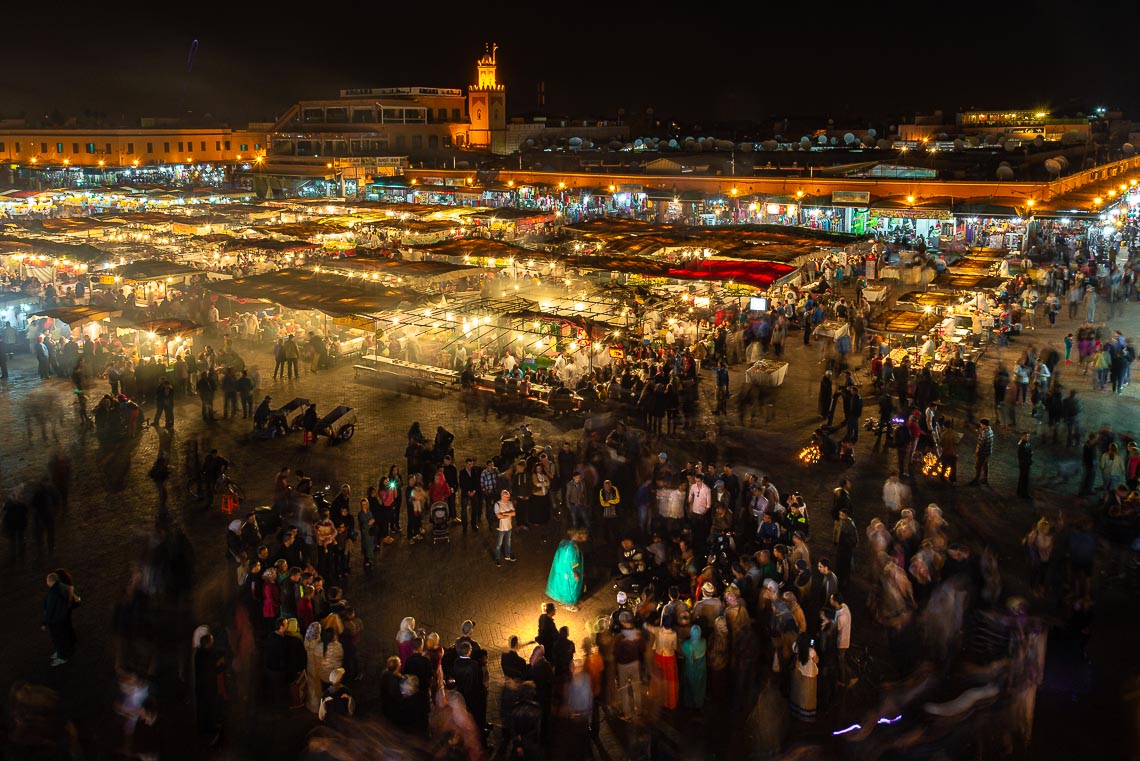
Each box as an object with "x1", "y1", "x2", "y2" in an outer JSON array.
[{"x1": 492, "y1": 43, "x2": 498, "y2": 64}]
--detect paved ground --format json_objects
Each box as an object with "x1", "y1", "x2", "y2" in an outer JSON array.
[{"x1": 0, "y1": 280, "x2": 1137, "y2": 760}]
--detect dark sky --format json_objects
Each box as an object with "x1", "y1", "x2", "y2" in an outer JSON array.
[{"x1": 4, "y1": 2, "x2": 1130, "y2": 129}]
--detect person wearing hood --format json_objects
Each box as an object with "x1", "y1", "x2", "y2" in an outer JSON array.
[
  {"x1": 680, "y1": 624, "x2": 707, "y2": 709},
  {"x1": 545, "y1": 530, "x2": 584, "y2": 610},
  {"x1": 396, "y1": 616, "x2": 417, "y2": 667},
  {"x1": 318, "y1": 667, "x2": 355, "y2": 724}
]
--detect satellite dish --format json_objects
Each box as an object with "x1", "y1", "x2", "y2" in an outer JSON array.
[
  {"x1": 1124, "y1": 143, "x2": 1135, "y2": 156},
  {"x1": 1056, "y1": 155, "x2": 1070, "y2": 170},
  {"x1": 829, "y1": 136, "x2": 839, "y2": 146},
  {"x1": 867, "y1": 128, "x2": 877, "y2": 137},
  {"x1": 568, "y1": 137, "x2": 583, "y2": 146},
  {"x1": 717, "y1": 139, "x2": 735, "y2": 151},
  {"x1": 668, "y1": 138, "x2": 679, "y2": 149},
  {"x1": 762, "y1": 140, "x2": 778, "y2": 151},
  {"x1": 877, "y1": 139, "x2": 891, "y2": 150},
  {"x1": 843, "y1": 132, "x2": 855, "y2": 144},
  {"x1": 634, "y1": 138, "x2": 644, "y2": 148},
  {"x1": 952, "y1": 139, "x2": 965, "y2": 151},
  {"x1": 938, "y1": 133, "x2": 949, "y2": 141},
  {"x1": 1044, "y1": 158, "x2": 1061, "y2": 175},
  {"x1": 738, "y1": 142, "x2": 753, "y2": 152},
  {"x1": 818, "y1": 135, "x2": 828, "y2": 145},
  {"x1": 996, "y1": 166, "x2": 1015, "y2": 180},
  {"x1": 999, "y1": 160, "x2": 1011, "y2": 168},
  {"x1": 1032, "y1": 135, "x2": 1044, "y2": 148},
  {"x1": 800, "y1": 136, "x2": 811, "y2": 145},
  {"x1": 1004, "y1": 140, "x2": 1019, "y2": 152}
]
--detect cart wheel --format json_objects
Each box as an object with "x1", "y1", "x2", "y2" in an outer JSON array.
[{"x1": 339, "y1": 424, "x2": 355, "y2": 441}]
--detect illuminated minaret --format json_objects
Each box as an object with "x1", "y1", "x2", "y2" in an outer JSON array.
[{"x1": 468, "y1": 43, "x2": 506, "y2": 151}]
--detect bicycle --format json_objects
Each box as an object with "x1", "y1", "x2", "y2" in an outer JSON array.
[
  {"x1": 842, "y1": 643, "x2": 885, "y2": 705},
  {"x1": 187, "y1": 471, "x2": 245, "y2": 504}
]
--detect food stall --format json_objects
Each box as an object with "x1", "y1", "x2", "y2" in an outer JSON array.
[
  {"x1": 745, "y1": 358, "x2": 789, "y2": 387},
  {"x1": 98, "y1": 259, "x2": 201, "y2": 307},
  {"x1": 29, "y1": 305, "x2": 123, "y2": 344},
  {"x1": 862, "y1": 284, "x2": 890, "y2": 303},
  {"x1": 112, "y1": 317, "x2": 204, "y2": 365}
]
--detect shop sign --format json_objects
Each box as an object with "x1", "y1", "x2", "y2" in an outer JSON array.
[
  {"x1": 869, "y1": 208, "x2": 952, "y2": 221},
  {"x1": 333, "y1": 315, "x2": 375, "y2": 331},
  {"x1": 831, "y1": 191, "x2": 870, "y2": 205},
  {"x1": 608, "y1": 347, "x2": 625, "y2": 359},
  {"x1": 99, "y1": 275, "x2": 117, "y2": 284}
]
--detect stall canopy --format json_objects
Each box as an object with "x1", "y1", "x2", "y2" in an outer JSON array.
[
  {"x1": 111, "y1": 259, "x2": 200, "y2": 282},
  {"x1": 315, "y1": 257, "x2": 480, "y2": 283},
  {"x1": 0, "y1": 235, "x2": 110, "y2": 264},
  {"x1": 127, "y1": 318, "x2": 204, "y2": 337},
  {"x1": 408, "y1": 239, "x2": 535, "y2": 260},
  {"x1": 897, "y1": 291, "x2": 970, "y2": 311},
  {"x1": 203, "y1": 268, "x2": 426, "y2": 317},
  {"x1": 930, "y1": 272, "x2": 1009, "y2": 291},
  {"x1": 32, "y1": 305, "x2": 122, "y2": 327},
  {"x1": 872, "y1": 308, "x2": 935, "y2": 335}
]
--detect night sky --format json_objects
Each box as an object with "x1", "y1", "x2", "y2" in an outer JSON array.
[{"x1": 3, "y1": 3, "x2": 1130, "y2": 128}]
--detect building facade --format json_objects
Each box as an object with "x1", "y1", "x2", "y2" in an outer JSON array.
[{"x1": 0, "y1": 127, "x2": 268, "y2": 168}]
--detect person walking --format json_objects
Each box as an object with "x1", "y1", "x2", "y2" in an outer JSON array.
[
  {"x1": 153, "y1": 377, "x2": 175, "y2": 430},
  {"x1": 565, "y1": 472, "x2": 589, "y2": 534},
  {"x1": 42, "y1": 571, "x2": 79, "y2": 666},
  {"x1": 969, "y1": 419, "x2": 994, "y2": 485},
  {"x1": 1016, "y1": 431, "x2": 1033, "y2": 498},
  {"x1": 236, "y1": 370, "x2": 255, "y2": 418},
  {"x1": 493, "y1": 490, "x2": 516, "y2": 567},
  {"x1": 357, "y1": 497, "x2": 376, "y2": 570},
  {"x1": 283, "y1": 335, "x2": 300, "y2": 380},
  {"x1": 272, "y1": 338, "x2": 286, "y2": 380}
]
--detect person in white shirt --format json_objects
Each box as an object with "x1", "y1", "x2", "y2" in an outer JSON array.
[
  {"x1": 881, "y1": 471, "x2": 910, "y2": 514},
  {"x1": 493, "y1": 490, "x2": 516, "y2": 567},
  {"x1": 503, "y1": 352, "x2": 517, "y2": 374},
  {"x1": 830, "y1": 593, "x2": 853, "y2": 687}
]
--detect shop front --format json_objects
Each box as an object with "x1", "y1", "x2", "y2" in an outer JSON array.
[{"x1": 869, "y1": 205, "x2": 954, "y2": 248}]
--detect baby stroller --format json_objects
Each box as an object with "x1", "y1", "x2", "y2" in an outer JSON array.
[{"x1": 429, "y1": 501, "x2": 451, "y2": 545}]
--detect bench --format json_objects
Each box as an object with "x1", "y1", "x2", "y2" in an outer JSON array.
[{"x1": 353, "y1": 364, "x2": 449, "y2": 396}]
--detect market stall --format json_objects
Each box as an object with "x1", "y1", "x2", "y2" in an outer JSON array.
[{"x1": 744, "y1": 358, "x2": 789, "y2": 387}]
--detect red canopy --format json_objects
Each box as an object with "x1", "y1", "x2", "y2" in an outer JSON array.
[{"x1": 667, "y1": 260, "x2": 796, "y2": 289}]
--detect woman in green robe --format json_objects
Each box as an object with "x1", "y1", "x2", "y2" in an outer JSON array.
[
  {"x1": 680, "y1": 623, "x2": 707, "y2": 709},
  {"x1": 545, "y1": 531, "x2": 584, "y2": 610}
]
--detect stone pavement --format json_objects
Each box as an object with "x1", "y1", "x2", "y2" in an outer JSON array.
[{"x1": 0, "y1": 289, "x2": 1137, "y2": 759}]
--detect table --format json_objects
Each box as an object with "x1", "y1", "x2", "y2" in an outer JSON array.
[
  {"x1": 863, "y1": 285, "x2": 889, "y2": 303},
  {"x1": 360, "y1": 352, "x2": 459, "y2": 384},
  {"x1": 745, "y1": 359, "x2": 789, "y2": 387},
  {"x1": 814, "y1": 320, "x2": 850, "y2": 340}
]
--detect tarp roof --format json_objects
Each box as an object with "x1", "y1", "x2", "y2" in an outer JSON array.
[
  {"x1": 929, "y1": 272, "x2": 1009, "y2": 291},
  {"x1": 466, "y1": 207, "x2": 557, "y2": 222},
  {"x1": 252, "y1": 222, "x2": 347, "y2": 237},
  {"x1": 897, "y1": 290, "x2": 969, "y2": 309},
  {"x1": 408, "y1": 239, "x2": 536, "y2": 259},
  {"x1": 0, "y1": 235, "x2": 110, "y2": 264},
  {"x1": 112, "y1": 259, "x2": 200, "y2": 281},
  {"x1": 112, "y1": 317, "x2": 204, "y2": 337},
  {"x1": 872, "y1": 308, "x2": 935, "y2": 335},
  {"x1": 315, "y1": 257, "x2": 480, "y2": 283},
  {"x1": 31, "y1": 305, "x2": 122, "y2": 326},
  {"x1": 203, "y1": 268, "x2": 426, "y2": 317}
]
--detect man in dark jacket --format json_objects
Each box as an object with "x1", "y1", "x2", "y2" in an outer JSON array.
[
  {"x1": 153, "y1": 377, "x2": 175, "y2": 429},
  {"x1": 236, "y1": 370, "x2": 255, "y2": 418},
  {"x1": 42, "y1": 572, "x2": 76, "y2": 666},
  {"x1": 536, "y1": 603, "x2": 558, "y2": 652},
  {"x1": 458, "y1": 458, "x2": 482, "y2": 531},
  {"x1": 451, "y1": 640, "x2": 488, "y2": 741},
  {"x1": 1016, "y1": 431, "x2": 1033, "y2": 498}
]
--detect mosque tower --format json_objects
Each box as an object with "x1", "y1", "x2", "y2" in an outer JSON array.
[{"x1": 468, "y1": 43, "x2": 506, "y2": 152}]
